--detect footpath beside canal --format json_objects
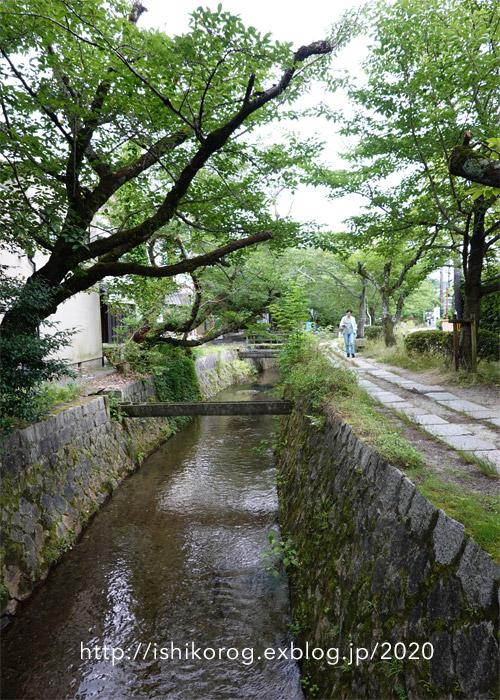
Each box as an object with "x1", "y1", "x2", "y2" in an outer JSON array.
[{"x1": 0, "y1": 348, "x2": 259, "y2": 620}]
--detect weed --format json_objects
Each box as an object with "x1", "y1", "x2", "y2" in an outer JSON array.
[
  {"x1": 300, "y1": 673, "x2": 320, "y2": 697},
  {"x1": 252, "y1": 439, "x2": 271, "y2": 455},
  {"x1": 107, "y1": 394, "x2": 124, "y2": 422},
  {"x1": 262, "y1": 531, "x2": 299, "y2": 577},
  {"x1": 394, "y1": 685, "x2": 408, "y2": 700},
  {"x1": 455, "y1": 450, "x2": 499, "y2": 479}
]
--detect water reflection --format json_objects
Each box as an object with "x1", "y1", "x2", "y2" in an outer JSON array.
[{"x1": 1, "y1": 371, "x2": 303, "y2": 699}]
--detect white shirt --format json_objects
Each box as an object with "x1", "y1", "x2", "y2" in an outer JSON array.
[{"x1": 339, "y1": 315, "x2": 357, "y2": 335}]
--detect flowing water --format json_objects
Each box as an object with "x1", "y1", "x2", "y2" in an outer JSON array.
[{"x1": 1, "y1": 370, "x2": 303, "y2": 699}]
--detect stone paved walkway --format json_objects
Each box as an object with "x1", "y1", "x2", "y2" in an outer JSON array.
[{"x1": 326, "y1": 344, "x2": 500, "y2": 475}]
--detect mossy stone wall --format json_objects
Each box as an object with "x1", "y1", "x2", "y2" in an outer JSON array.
[{"x1": 276, "y1": 408, "x2": 500, "y2": 699}]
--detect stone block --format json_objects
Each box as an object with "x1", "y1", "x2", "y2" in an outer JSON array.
[
  {"x1": 425, "y1": 391, "x2": 458, "y2": 401},
  {"x1": 39, "y1": 436, "x2": 55, "y2": 456},
  {"x1": 457, "y1": 539, "x2": 500, "y2": 609},
  {"x1": 63, "y1": 483, "x2": 75, "y2": 502},
  {"x1": 438, "y1": 399, "x2": 488, "y2": 412},
  {"x1": 433, "y1": 510, "x2": 465, "y2": 564},
  {"x1": 39, "y1": 492, "x2": 54, "y2": 511},
  {"x1": 474, "y1": 450, "x2": 500, "y2": 471},
  {"x1": 376, "y1": 393, "x2": 406, "y2": 403},
  {"x1": 428, "y1": 577, "x2": 461, "y2": 620},
  {"x1": 0, "y1": 452, "x2": 26, "y2": 478},
  {"x1": 441, "y1": 435, "x2": 497, "y2": 451},
  {"x1": 56, "y1": 425, "x2": 75, "y2": 447},
  {"x1": 407, "y1": 490, "x2": 437, "y2": 536},
  {"x1": 374, "y1": 466, "x2": 403, "y2": 514},
  {"x1": 398, "y1": 478, "x2": 416, "y2": 517},
  {"x1": 94, "y1": 411, "x2": 108, "y2": 427},
  {"x1": 386, "y1": 401, "x2": 415, "y2": 409},
  {"x1": 406, "y1": 548, "x2": 429, "y2": 595},
  {"x1": 430, "y1": 633, "x2": 454, "y2": 689},
  {"x1": 453, "y1": 622, "x2": 499, "y2": 697},
  {"x1": 366, "y1": 453, "x2": 382, "y2": 480},
  {"x1": 19, "y1": 425, "x2": 36, "y2": 447},
  {"x1": 19, "y1": 497, "x2": 32, "y2": 516},
  {"x1": 411, "y1": 384, "x2": 442, "y2": 393},
  {"x1": 412, "y1": 414, "x2": 448, "y2": 425},
  {"x1": 424, "y1": 424, "x2": 472, "y2": 437},
  {"x1": 359, "y1": 444, "x2": 373, "y2": 472},
  {"x1": 399, "y1": 406, "x2": 427, "y2": 416},
  {"x1": 53, "y1": 494, "x2": 68, "y2": 515}
]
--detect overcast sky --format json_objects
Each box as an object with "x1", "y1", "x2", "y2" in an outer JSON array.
[{"x1": 140, "y1": 0, "x2": 367, "y2": 232}]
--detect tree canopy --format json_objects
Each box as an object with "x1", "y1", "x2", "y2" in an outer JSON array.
[
  {"x1": 0, "y1": 0, "x2": 356, "y2": 331},
  {"x1": 319, "y1": 0, "x2": 500, "y2": 356}
]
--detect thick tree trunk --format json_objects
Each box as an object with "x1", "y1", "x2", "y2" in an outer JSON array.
[
  {"x1": 357, "y1": 280, "x2": 367, "y2": 338},
  {"x1": 381, "y1": 293, "x2": 396, "y2": 346},
  {"x1": 453, "y1": 266, "x2": 463, "y2": 319},
  {"x1": 459, "y1": 199, "x2": 488, "y2": 367}
]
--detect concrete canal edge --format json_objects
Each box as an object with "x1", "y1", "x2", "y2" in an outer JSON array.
[
  {"x1": 0, "y1": 349, "x2": 265, "y2": 621},
  {"x1": 276, "y1": 406, "x2": 499, "y2": 698}
]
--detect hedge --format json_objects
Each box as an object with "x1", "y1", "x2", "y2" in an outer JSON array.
[
  {"x1": 404, "y1": 329, "x2": 499, "y2": 361},
  {"x1": 364, "y1": 325, "x2": 384, "y2": 340}
]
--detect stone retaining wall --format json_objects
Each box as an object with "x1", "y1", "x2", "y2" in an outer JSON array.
[
  {"x1": 276, "y1": 408, "x2": 499, "y2": 699},
  {"x1": 195, "y1": 349, "x2": 257, "y2": 396},
  {"x1": 0, "y1": 349, "x2": 257, "y2": 621}
]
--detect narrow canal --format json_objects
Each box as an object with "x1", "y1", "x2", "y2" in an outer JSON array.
[{"x1": 1, "y1": 370, "x2": 303, "y2": 699}]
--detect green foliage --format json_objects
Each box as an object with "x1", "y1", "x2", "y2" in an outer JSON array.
[
  {"x1": 38, "y1": 382, "x2": 83, "y2": 407},
  {"x1": 404, "y1": 330, "x2": 453, "y2": 357},
  {"x1": 405, "y1": 330, "x2": 499, "y2": 361},
  {"x1": 151, "y1": 347, "x2": 202, "y2": 403},
  {"x1": 321, "y1": 0, "x2": 499, "y2": 352},
  {"x1": 364, "y1": 326, "x2": 384, "y2": 340},
  {"x1": 262, "y1": 531, "x2": 299, "y2": 578},
  {"x1": 0, "y1": 274, "x2": 74, "y2": 437},
  {"x1": 0, "y1": 0, "x2": 354, "y2": 351},
  {"x1": 268, "y1": 282, "x2": 310, "y2": 335},
  {"x1": 278, "y1": 333, "x2": 355, "y2": 412},
  {"x1": 481, "y1": 292, "x2": 500, "y2": 334}
]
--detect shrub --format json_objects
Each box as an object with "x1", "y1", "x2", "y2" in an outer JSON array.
[
  {"x1": 404, "y1": 329, "x2": 499, "y2": 361},
  {"x1": 0, "y1": 274, "x2": 74, "y2": 437},
  {"x1": 151, "y1": 346, "x2": 202, "y2": 402},
  {"x1": 477, "y1": 329, "x2": 500, "y2": 361},
  {"x1": 364, "y1": 325, "x2": 384, "y2": 340},
  {"x1": 480, "y1": 291, "x2": 500, "y2": 334},
  {"x1": 278, "y1": 332, "x2": 354, "y2": 412},
  {"x1": 404, "y1": 330, "x2": 453, "y2": 357}
]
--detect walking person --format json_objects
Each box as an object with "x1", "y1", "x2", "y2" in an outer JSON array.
[{"x1": 339, "y1": 309, "x2": 357, "y2": 358}]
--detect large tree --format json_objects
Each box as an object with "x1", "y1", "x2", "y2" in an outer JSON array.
[
  {"x1": 321, "y1": 0, "x2": 500, "y2": 363},
  {"x1": 0, "y1": 0, "x2": 355, "y2": 335}
]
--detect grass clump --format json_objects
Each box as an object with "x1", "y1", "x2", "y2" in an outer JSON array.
[
  {"x1": 405, "y1": 468, "x2": 500, "y2": 562},
  {"x1": 333, "y1": 392, "x2": 425, "y2": 470},
  {"x1": 191, "y1": 344, "x2": 237, "y2": 359},
  {"x1": 278, "y1": 333, "x2": 355, "y2": 413}
]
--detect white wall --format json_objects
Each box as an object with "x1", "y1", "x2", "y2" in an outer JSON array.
[{"x1": 1, "y1": 249, "x2": 103, "y2": 366}]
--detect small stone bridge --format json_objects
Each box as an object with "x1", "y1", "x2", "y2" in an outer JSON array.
[
  {"x1": 120, "y1": 401, "x2": 293, "y2": 417},
  {"x1": 237, "y1": 349, "x2": 280, "y2": 359}
]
